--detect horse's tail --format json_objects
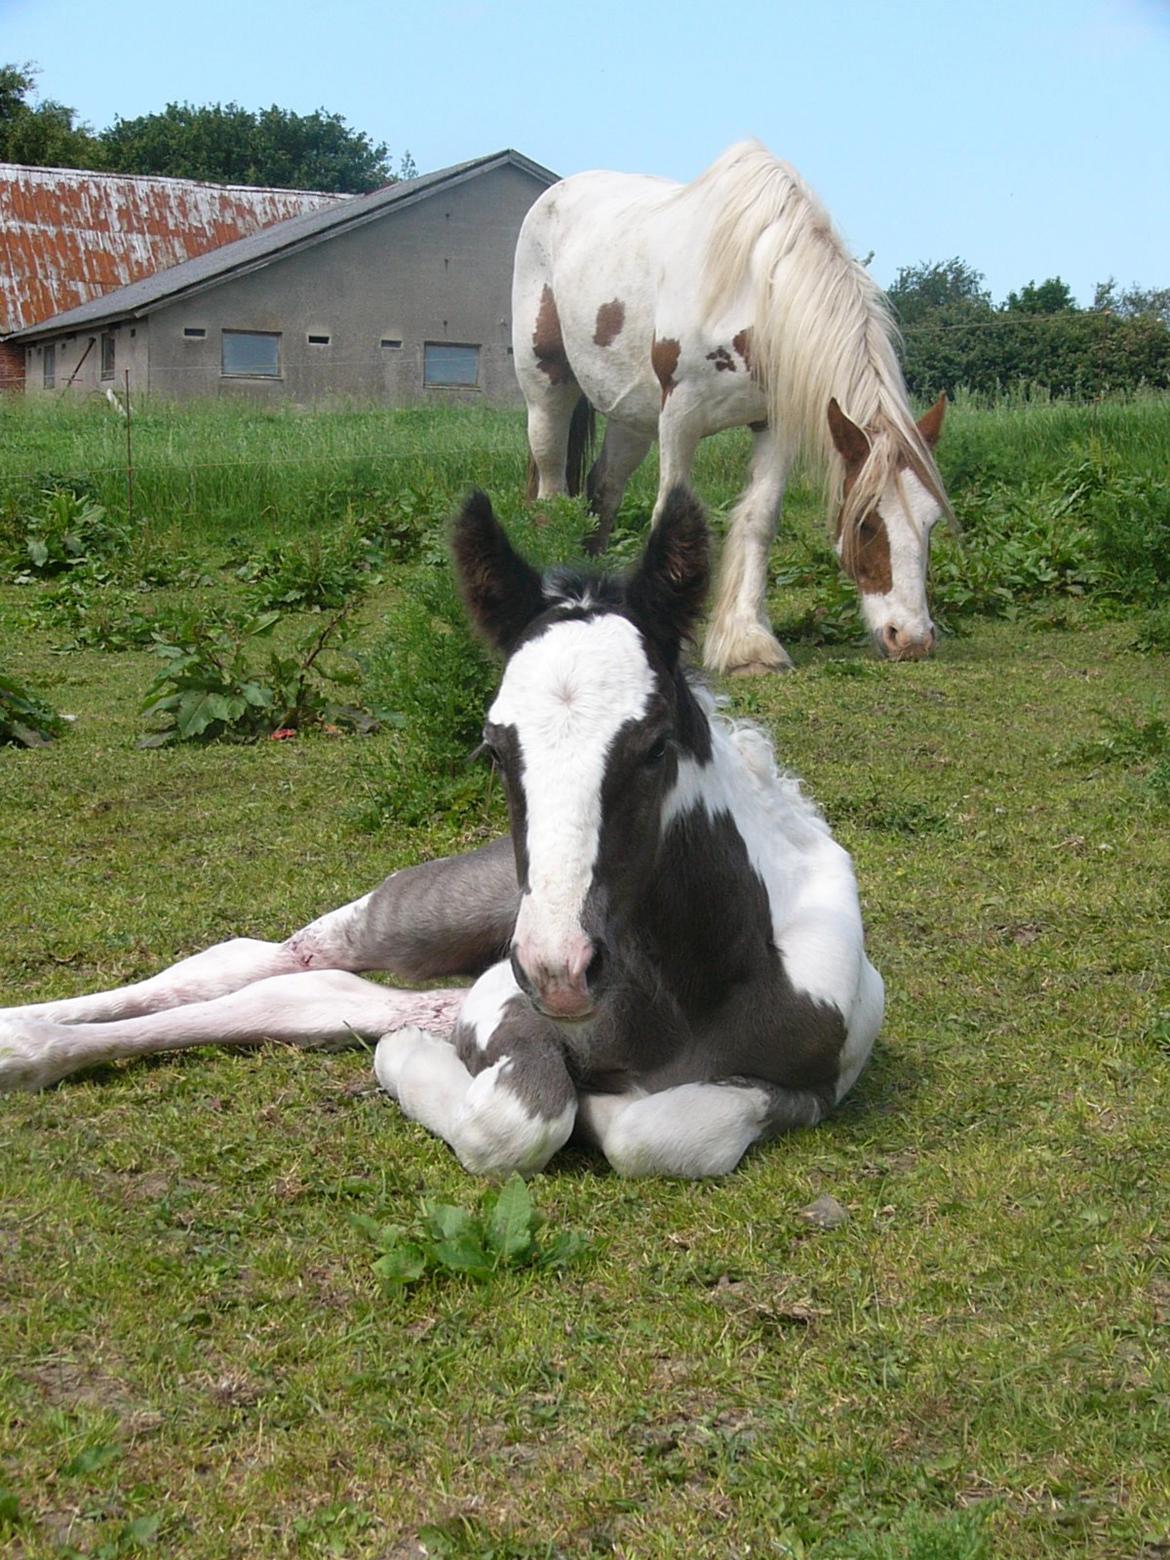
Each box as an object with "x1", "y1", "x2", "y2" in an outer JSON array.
[
  {"x1": 525, "y1": 394, "x2": 597, "y2": 501},
  {"x1": 566, "y1": 395, "x2": 597, "y2": 499}
]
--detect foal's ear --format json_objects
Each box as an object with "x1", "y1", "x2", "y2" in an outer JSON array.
[
  {"x1": 626, "y1": 485, "x2": 710, "y2": 664},
  {"x1": 451, "y1": 491, "x2": 546, "y2": 654}
]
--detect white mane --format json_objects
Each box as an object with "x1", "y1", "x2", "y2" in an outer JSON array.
[{"x1": 691, "y1": 140, "x2": 951, "y2": 539}]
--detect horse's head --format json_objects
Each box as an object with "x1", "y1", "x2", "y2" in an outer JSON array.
[
  {"x1": 827, "y1": 395, "x2": 948, "y2": 661},
  {"x1": 453, "y1": 487, "x2": 710, "y2": 1022}
]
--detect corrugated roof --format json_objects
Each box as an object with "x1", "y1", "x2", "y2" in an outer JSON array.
[
  {"x1": 0, "y1": 163, "x2": 350, "y2": 335},
  {"x1": 9, "y1": 150, "x2": 559, "y2": 343}
]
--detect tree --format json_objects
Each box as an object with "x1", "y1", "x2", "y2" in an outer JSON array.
[
  {"x1": 1093, "y1": 278, "x2": 1170, "y2": 327},
  {"x1": 1005, "y1": 277, "x2": 1076, "y2": 315},
  {"x1": 886, "y1": 257, "x2": 992, "y2": 326},
  {"x1": 97, "y1": 101, "x2": 405, "y2": 193},
  {"x1": 0, "y1": 62, "x2": 97, "y2": 167}
]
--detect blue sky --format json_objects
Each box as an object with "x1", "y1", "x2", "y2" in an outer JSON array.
[{"x1": 4, "y1": 0, "x2": 1168, "y2": 304}]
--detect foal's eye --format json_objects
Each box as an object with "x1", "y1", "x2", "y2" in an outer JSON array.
[{"x1": 642, "y1": 737, "x2": 669, "y2": 768}]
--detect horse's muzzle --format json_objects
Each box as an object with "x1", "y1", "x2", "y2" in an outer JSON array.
[{"x1": 878, "y1": 623, "x2": 936, "y2": 661}]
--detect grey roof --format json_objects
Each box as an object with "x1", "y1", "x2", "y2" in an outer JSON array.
[{"x1": 9, "y1": 149, "x2": 558, "y2": 342}]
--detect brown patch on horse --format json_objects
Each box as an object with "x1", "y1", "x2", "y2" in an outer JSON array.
[
  {"x1": 593, "y1": 300, "x2": 626, "y2": 347},
  {"x1": 533, "y1": 285, "x2": 573, "y2": 384},
  {"x1": 845, "y1": 511, "x2": 894, "y2": 596},
  {"x1": 732, "y1": 328, "x2": 753, "y2": 372},
  {"x1": 651, "y1": 336, "x2": 681, "y2": 404},
  {"x1": 706, "y1": 346, "x2": 736, "y2": 372}
]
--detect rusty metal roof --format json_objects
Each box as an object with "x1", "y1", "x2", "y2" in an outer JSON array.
[
  {"x1": 10, "y1": 150, "x2": 560, "y2": 343},
  {"x1": 0, "y1": 163, "x2": 350, "y2": 335}
]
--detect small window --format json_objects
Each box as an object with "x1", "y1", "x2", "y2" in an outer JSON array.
[
  {"x1": 380, "y1": 338, "x2": 403, "y2": 349},
  {"x1": 100, "y1": 332, "x2": 116, "y2": 381},
  {"x1": 307, "y1": 334, "x2": 330, "y2": 346},
  {"x1": 183, "y1": 327, "x2": 206, "y2": 339},
  {"x1": 43, "y1": 344, "x2": 55, "y2": 388},
  {"x1": 221, "y1": 330, "x2": 281, "y2": 378},
  {"x1": 423, "y1": 342, "x2": 480, "y2": 388}
]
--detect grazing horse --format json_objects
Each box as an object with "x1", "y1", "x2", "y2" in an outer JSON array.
[
  {"x1": 513, "y1": 139, "x2": 951, "y2": 675},
  {"x1": 0, "y1": 490, "x2": 883, "y2": 1179}
]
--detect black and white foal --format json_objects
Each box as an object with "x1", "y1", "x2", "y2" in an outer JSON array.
[{"x1": 0, "y1": 490, "x2": 883, "y2": 1177}]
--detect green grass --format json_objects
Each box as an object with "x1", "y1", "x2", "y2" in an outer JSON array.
[{"x1": 1, "y1": 396, "x2": 1169, "y2": 1557}]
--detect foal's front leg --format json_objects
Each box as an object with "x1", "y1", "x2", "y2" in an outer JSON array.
[
  {"x1": 374, "y1": 961, "x2": 577, "y2": 1178},
  {"x1": 578, "y1": 1077, "x2": 825, "y2": 1179}
]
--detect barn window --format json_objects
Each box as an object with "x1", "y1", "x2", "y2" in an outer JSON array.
[
  {"x1": 221, "y1": 330, "x2": 281, "y2": 378},
  {"x1": 380, "y1": 338, "x2": 403, "y2": 349},
  {"x1": 43, "y1": 345, "x2": 55, "y2": 388},
  {"x1": 183, "y1": 327, "x2": 206, "y2": 339},
  {"x1": 423, "y1": 342, "x2": 480, "y2": 388},
  {"x1": 307, "y1": 334, "x2": 330, "y2": 346},
  {"x1": 100, "y1": 333, "x2": 116, "y2": 380}
]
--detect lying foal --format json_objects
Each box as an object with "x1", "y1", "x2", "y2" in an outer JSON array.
[{"x1": 0, "y1": 489, "x2": 883, "y2": 1178}]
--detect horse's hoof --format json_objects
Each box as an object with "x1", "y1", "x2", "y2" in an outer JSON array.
[{"x1": 727, "y1": 657, "x2": 794, "y2": 678}]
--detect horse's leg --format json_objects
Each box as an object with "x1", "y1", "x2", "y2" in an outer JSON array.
[
  {"x1": 0, "y1": 971, "x2": 467, "y2": 1093},
  {"x1": 523, "y1": 380, "x2": 583, "y2": 500},
  {"x1": 375, "y1": 960, "x2": 576, "y2": 1178},
  {"x1": 704, "y1": 428, "x2": 793, "y2": 676},
  {"x1": 0, "y1": 839, "x2": 517, "y2": 1029},
  {"x1": 584, "y1": 420, "x2": 653, "y2": 555},
  {"x1": 651, "y1": 407, "x2": 703, "y2": 526},
  {"x1": 578, "y1": 1077, "x2": 825, "y2": 1179}
]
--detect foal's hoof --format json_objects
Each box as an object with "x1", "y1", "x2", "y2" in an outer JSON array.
[{"x1": 373, "y1": 1026, "x2": 444, "y2": 1101}]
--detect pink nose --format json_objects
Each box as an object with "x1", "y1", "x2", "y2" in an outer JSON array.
[
  {"x1": 511, "y1": 932, "x2": 601, "y2": 1020},
  {"x1": 881, "y1": 623, "x2": 935, "y2": 661}
]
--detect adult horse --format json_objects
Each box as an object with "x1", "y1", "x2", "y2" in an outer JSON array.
[
  {"x1": 513, "y1": 139, "x2": 951, "y2": 675},
  {"x1": 0, "y1": 490, "x2": 882, "y2": 1179}
]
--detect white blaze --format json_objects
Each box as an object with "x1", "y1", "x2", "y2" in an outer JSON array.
[{"x1": 489, "y1": 615, "x2": 654, "y2": 981}]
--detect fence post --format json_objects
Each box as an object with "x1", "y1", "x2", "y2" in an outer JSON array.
[{"x1": 124, "y1": 368, "x2": 134, "y2": 529}]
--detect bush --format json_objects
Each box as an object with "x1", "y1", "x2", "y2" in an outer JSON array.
[
  {"x1": 28, "y1": 579, "x2": 207, "y2": 652},
  {"x1": 235, "y1": 525, "x2": 373, "y2": 610},
  {"x1": 0, "y1": 671, "x2": 68, "y2": 747},
  {"x1": 6, "y1": 488, "x2": 128, "y2": 581},
  {"x1": 138, "y1": 609, "x2": 371, "y2": 746}
]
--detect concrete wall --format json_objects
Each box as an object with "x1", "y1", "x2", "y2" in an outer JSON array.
[
  {"x1": 26, "y1": 162, "x2": 544, "y2": 406},
  {"x1": 24, "y1": 323, "x2": 150, "y2": 397}
]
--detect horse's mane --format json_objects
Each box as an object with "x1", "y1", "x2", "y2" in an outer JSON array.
[{"x1": 689, "y1": 141, "x2": 953, "y2": 546}]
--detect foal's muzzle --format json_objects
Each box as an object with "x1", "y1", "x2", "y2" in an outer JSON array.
[{"x1": 510, "y1": 938, "x2": 606, "y2": 1022}]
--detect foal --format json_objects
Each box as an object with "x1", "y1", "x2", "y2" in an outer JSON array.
[{"x1": 0, "y1": 490, "x2": 883, "y2": 1178}]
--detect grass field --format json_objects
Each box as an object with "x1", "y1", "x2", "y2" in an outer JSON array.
[{"x1": 1, "y1": 395, "x2": 1168, "y2": 1558}]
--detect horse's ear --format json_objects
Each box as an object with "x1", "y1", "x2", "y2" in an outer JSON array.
[
  {"x1": 827, "y1": 398, "x2": 870, "y2": 469},
  {"x1": 451, "y1": 490, "x2": 546, "y2": 654},
  {"x1": 626, "y1": 485, "x2": 710, "y2": 664},
  {"x1": 917, "y1": 392, "x2": 947, "y2": 449}
]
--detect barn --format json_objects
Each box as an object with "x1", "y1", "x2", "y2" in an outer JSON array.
[
  {"x1": 7, "y1": 150, "x2": 557, "y2": 404},
  {"x1": 0, "y1": 162, "x2": 348, "y2": 390}
]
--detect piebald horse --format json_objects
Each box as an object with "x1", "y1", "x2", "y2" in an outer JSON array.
[
  {"x1": 513, "y1": 139, "x2": 951, "y2": 675},
  {"x1": 0, "y1": 491, "x2": 883, "y2": 1179}
]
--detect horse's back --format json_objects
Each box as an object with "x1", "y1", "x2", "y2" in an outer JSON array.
[{"x1": 514, "y1": 168, "x2": 725, "y2": 425}]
